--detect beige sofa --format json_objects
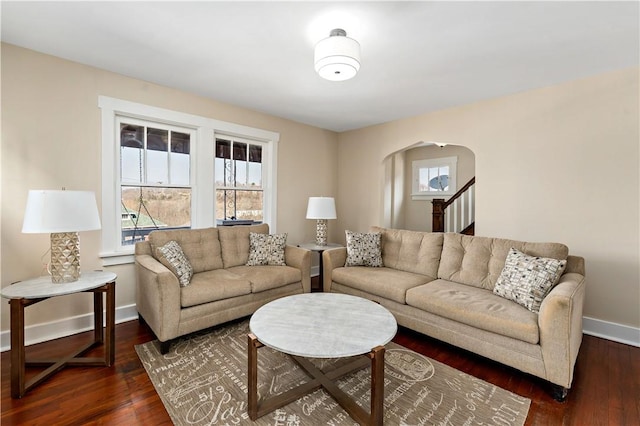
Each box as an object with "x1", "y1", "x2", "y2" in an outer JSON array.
[
  {"x1": 323, "y1": 227, "x2": 585, "y2": 401},
  {"x1": 135, "y1": 224, "x2": 311, "y2": 353}
]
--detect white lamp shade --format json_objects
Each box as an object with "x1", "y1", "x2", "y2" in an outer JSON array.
[
  {"x1": 306, "y1": 197, "x2": 337, "y2": 220},
  {"x1": 22, "y1": 190, "x2": 101, "y2": 233},
  {"x1": 314, "y1": 31, "x2": 360, "y2": 81}
]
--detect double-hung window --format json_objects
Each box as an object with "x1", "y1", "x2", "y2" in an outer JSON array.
[
  {"x1": 215, "y1": 137, "x2": 264, "y2": 224},
  {"x1": 100, "y1": 96, "x2": 279, "y2": 265},
  {"x1": 119, "y1": 118, "x2": 194, "y2": 245}
]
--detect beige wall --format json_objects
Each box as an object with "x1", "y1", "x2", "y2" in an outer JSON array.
[
  {"x1": 2, "y1": 43, "x2": 638, "y2": 339},
  {"x1": 0, "y1": 44, "x2": 339, "y2": 333},
  {"x1": 337, "y1": 67, "x2": 640, "y2": 329},
  {"x1": 402, "y1": 144, "x2": 475, "y2": 231}
]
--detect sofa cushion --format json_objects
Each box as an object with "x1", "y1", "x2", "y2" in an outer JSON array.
[
  {"x1": 371, "y1": 226, "x2": 443, "y2": 277},
  {"x1": 345, "y1": 230, "x2": 384, "y2": 267},
  {"x1": 332, "y1": 266, "x2": 433, "y2": 304},
  {"x1": 437, "y1": 233, "x2": 569, "y2": 290},
  {"x1": 218, "y1": 223, "x2": 269, "y2": 268},
  {"x1": 406, "y1": 279, "x2": 540, "y2": 344},
  {"x1": 155, "y1": 240, "x2": 193, "y2": 287},
  {"x1": 493, "y1": 248, "x2": 567, "y2": 313},
  {"x1": 181, "y1": 269, "x2": 252, "y2": 308},
  {"x1": 149, "y1": 228, "x2": 223, "y2": 274},
  {"x1": 246, "y1": 232, "x2": 287, "y2": 266},
  {"x1": 226, "y1": 265, "x2": 302, "y2": 293}
]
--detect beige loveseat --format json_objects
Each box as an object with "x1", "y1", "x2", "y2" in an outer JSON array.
[
  {"x1": 135, "y1": 224, "x2": 311, "y2": 353},
  {"x1": 323, "y1": 227, "x2": 585, "y2": 401}
]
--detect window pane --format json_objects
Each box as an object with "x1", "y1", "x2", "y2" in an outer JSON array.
[
  {"x1": 233, "y1": 142, "x2": 247, "y2": 161},
  {"x1": 121, "y1": 186, "x2": 191, "y2": 245},
  {"x1": 418, "y1": 168, "x2": 430, "y2": 192},
  {"x1": 171, "y1": 131, "x2": 190, "y2": 154},
  {"x1": 170, "y1": 131, "x2": 190, "y2": 185},
  {"x1": 249, "y1": 145, "x2": 262, "y2": 163},
  {"x1": 248, "y1": 161, "x2": 262, "y2": 188},
  {"x1": 215, "y1": 139, "x2": 231, "y2": 159},
  {"x1": 170, "y1": 151, "x2": 190, "y2": 185},
  {"x1": 215, "y1": 157, "x2": 226, "y2": 186},
  {"x1": 216, "y1": 189, "x2": 236, "y2": 220},
  {"x1": 147, "y1": 128, "x2": 168, "y2": 184},
  {"x1": 120, "y1": 124, "x2": 144, "y2": 184},
  {"x1": 235, "y1": 159, "x2": 247, "y2": 187},
  {"x1": 235, "y1": 190, "x2": 263, "y2": 221},
  {"x1": 215, "y1": 189, "x2": 263, "y2": 221}
]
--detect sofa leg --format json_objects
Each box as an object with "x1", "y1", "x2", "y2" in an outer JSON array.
[
  {"x1": 159, "y1": 340, "x2": 171, "y2": 355},
  {"x1": 551, "y1": 384, "x2": 569, "y2": 402}
]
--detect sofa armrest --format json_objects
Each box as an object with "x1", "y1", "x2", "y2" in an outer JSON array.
[
  {"x1": 135, "y1": 254, "x2": 182, "y2": 342},
  {"x1": 538, "y1": 272, "x2": 586, "y2": 388},
  {"x1": 322, "y1": 247, "x2": 347, "y2": 292},
  {"x1": 285, "y1": 245, "x2": 312, "y2": 293}
]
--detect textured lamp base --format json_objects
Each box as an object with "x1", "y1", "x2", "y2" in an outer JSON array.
[
  {"x1": 50, "y1": 232, "x2": 80, "y2": 283},
  {"x1": 315, "y1": 219, "x2": 328, "y2": 246}
]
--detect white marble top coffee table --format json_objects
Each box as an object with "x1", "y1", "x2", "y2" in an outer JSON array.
[{"x1": 247, "y1": 293, "x2": 397, "y2": 425}]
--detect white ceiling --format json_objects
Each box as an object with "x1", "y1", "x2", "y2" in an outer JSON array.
[{"x1": 2, "y1": 1, "x2": 638, "y2": 132}]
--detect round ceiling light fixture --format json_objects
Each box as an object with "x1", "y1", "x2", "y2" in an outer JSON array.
[{"x1": 314, "y1": 28, "x2": 360, "y2": 81}]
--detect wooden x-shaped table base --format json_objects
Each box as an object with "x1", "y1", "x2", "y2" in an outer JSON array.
[{"x1": 247, "y1": 333, "x2": 385, "y2": 426}]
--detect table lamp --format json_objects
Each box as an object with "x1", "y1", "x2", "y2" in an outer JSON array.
[
  {"x1": 306, "y1": 197, "x2": 337, "y2": 246},
  {"x1": 22, "y1": 190, "x2": 101, "y2": 283}
]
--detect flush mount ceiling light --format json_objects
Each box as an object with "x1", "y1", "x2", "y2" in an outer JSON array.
[{"x1": 314, "y1": 28, "x2": 360, "y2": 81}]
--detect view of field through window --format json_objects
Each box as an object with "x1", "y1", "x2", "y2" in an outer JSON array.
[
  {"x1": 120, "y1": 122, "x2": 192, "y2": 245},
  {"x1": 215, "y1": 139, "x2": 264, "y2": 222},
  {"x1": 119, "y1": 131, "x2": 266, "y2": 245}
]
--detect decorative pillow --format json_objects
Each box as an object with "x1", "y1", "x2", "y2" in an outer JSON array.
[
  {"x1": 493, "y1": 247, "x2": 567, "y2": 313},
  {"x1": 345, "y1": 230, "x2": 384, "y2": 267},
  {"x1": 156, "y1": 240, "x2": 193, "y2": 287},
  {"x1": 246, "y1": 232, "x2": 287, "y2": 266}
]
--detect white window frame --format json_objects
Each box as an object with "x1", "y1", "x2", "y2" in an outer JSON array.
[
  {"x1": 214, "y1": 135, "x2": 268, "y2": 223},
  {"x1": 99, "y1": 96, "x2": 279, "y2": 265},
  {"x1": 118, "y1": 116, "x2": 195, "y2": 247},
  {"x1": 411, "y1": 156, "x2": 457, "y2": 200}
]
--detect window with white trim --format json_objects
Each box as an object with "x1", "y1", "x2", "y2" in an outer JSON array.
[
  {"x1": 119, "y1": 118, "x2": 194, "y2": 245},
  {"x1": 215, "y1": 137, "x2": 265, "y2": 224},
  {"x1": 99, "y1": 96, "x2": 279, "y2": 265},
  {"x1": 411, "y1": 156, "x2": 457, "y2": 200}
]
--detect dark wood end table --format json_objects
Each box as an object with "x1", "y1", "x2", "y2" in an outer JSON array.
[
  {"x1": 298, "y1": 242, "x2": 342, "y2": 292},
  {"x1": 1, "y1": 271, "x2": 117, "y2": 398}
]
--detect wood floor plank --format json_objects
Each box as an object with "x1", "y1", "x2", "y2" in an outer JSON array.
[{"x1": 1, "y1": 287, "x2": 639, "y2": 425}]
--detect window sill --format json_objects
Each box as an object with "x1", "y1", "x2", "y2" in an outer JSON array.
[
  {"x1": 411, "y1": 193, "x2": 454, "y2": 201},
  {"x1": 100, "y1": 251, "x2": 135, "y2": 266}
]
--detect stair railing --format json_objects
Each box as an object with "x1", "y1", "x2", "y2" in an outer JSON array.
[{"x1": 432, "y1": 177, "x2": 475, "y2": 233}]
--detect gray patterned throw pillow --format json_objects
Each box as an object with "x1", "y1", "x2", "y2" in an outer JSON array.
[
  {"x1": 345, "y1": 230, "x2": 384, "y2": 267},
  {"x1": 246, "y1": 232, "x2": 288, "y2": 266},
  {"x1": 156, "y1": 240, "x2": 193, "y2": 287},
  {"x1": 493, "y1": 247, "x2": 567, "y2": 313}
]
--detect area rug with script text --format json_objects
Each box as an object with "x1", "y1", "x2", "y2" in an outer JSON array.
[{"x1": 135, "y1": 319, "x2": 530, "y2": 425}]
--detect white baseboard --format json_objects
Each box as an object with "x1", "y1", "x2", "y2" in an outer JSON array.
[
  {"x1": 311, "y1": 266, "x2": 319, "y2": 277},
  {"x1": 0, "y1": 304, "x2": 138, "y2": 352},
  {"x1": 2, "y1": 308, "x2": 638, "y2": 352},
  {"x1": 582, "y1": 316, "x2": 640, "y2": 347}
]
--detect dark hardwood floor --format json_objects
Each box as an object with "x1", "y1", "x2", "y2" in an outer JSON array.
[{"x1": 2, "y1": 292, "x2": 639, "y2": 425}]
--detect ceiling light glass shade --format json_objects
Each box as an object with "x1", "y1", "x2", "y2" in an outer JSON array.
[
  {"x1": 22, "y1": 190, "x2": 101, "y2": 233},
  {"x1": 314, "y1": 29, "x2": 360, "y2": 81}
]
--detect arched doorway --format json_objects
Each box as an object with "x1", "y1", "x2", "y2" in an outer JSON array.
[{"x1": 383, "y1": 142, "x2": 475, "y2": 232}]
